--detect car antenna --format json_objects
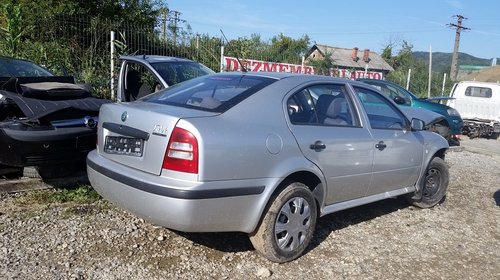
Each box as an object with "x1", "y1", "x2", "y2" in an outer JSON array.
[{"x1": 220, "y1": 29, "x2": 247, "y2": 72}]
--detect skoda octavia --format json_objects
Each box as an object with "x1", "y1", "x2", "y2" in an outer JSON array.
[{"x1": 87, "y1": 72, "x2": 449, "y2": 262}]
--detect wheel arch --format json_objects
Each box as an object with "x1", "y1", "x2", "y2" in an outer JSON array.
[{"x1": 250, "y1": 169, "x2": 324, "y2": 235}]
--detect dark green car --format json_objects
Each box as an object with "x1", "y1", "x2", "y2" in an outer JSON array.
[{"x1": 359, "y1": 79, "x2": 463, "y2": 145}]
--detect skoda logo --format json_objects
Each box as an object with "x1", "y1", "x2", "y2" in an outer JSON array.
[{"x1": 121, "y1": 111, "x2": 128, "y2": 122}]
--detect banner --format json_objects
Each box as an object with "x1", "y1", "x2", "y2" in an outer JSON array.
[
  {"x1": 223, "y1": 56, "x2": 314, "y2": 74},
  {"x1": 333, "y1": 69, "x2": 384, "y2": 80},
  {"x1": 222, "y1": 56, "x2": 383, "y2": 80}
]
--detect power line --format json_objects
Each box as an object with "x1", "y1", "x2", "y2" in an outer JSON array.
[
  {"x1": 160, "y1": 9, "x2": 186, "y2": 45},
  {"x1": 448, "y1": 15, "x2": 470, "y2": 81}
]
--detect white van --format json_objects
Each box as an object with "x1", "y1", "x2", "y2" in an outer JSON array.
[{"x1": 447, "y1": 81, "x2": 500, "y2": 139}]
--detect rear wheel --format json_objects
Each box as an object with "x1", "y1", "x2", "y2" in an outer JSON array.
[
  {"x1": 407, "y1": 157, "x2": 449, "y2": 208},
  {"x1": 249, "y1": 182, "x2": 317, "y2": 263}
]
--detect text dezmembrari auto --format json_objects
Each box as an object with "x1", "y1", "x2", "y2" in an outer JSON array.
[{"x1": 87, "y1": 72, "x2": 450, "y2": 263}]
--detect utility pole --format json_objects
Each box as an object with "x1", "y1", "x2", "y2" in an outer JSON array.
[
  {"x1": 171, "y1": 11, "x2": 186, "y2": 46},
  {"x1": 161, "y1": 7, "x2": 169, "y2": 43},
  {"x1": 448, "y1": 15, "x2": 470, "y2": 81}
]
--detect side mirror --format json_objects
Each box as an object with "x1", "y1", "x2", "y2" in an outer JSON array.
[
  {"x1": 393, "y1": 96, "x2": 406, "y2": 105},
  {"x1": 410, "y1": 118, "x2": 425, "y2": 131}
]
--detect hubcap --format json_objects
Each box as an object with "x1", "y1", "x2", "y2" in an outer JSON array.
[
  {"x1": 274, "y1": 197, "x2": 311, "y2": 252},
  {"x1": 423, "y1": 167, "x2": 441, "y2": 198}
]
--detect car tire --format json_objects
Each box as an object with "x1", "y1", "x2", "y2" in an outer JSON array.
[
  {"x1": 249, "y1": 182, "x2": 317, "y2": 263},
  {"x1": 407, "y1": 157, "x2": 449, "y2": 208}
]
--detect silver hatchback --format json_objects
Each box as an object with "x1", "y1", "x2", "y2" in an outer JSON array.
[{"x1": 87, "y1": 72, "x2": 449, "y2": 262}]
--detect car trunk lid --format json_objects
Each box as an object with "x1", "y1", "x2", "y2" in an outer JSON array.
[{"x1": 97, "y1": 101, "x2": 216, "y2": 175}]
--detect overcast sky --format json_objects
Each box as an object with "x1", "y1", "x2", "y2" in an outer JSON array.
[{"x1": 166, "y1": 0, "x2": 500, "y2": 59}]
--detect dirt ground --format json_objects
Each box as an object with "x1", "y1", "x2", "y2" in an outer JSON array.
[{"x1": 1, "y1": 136, "x2": 499, "y2": 279}]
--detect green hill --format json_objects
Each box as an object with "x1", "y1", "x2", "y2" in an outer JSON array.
[{"x1": 412, "y1": 51, "x2": 494, "y2": 73}]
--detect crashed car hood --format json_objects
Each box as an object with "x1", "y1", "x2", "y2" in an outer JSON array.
[
  {"x1": 400, "y1": 107, "x2": 446, "y2": 125},
  {"x1": 1, "y1": 90, "x2": 111, "y2": 120}
]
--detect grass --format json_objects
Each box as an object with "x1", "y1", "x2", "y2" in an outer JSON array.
[
  {"x1": 17, "y1": 185, "x2": 101, "y2": 206},
  {"x1": 9, "y1": 185, "x2": 107, "y2": 219}
]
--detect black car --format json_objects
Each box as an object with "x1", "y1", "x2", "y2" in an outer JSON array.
[{"x1": 0, "y1": 56, "x2": 110, "y2": 178}]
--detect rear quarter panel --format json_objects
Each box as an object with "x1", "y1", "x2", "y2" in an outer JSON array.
[{"x1": 186, "y1": 78, "x2": 320, "y2": 182}]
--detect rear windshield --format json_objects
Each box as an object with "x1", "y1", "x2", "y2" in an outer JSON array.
[
  {"x1": 143, "y1": 74, "x2": 277, "y2": 112},
  {"x1": 464, "y1": 86, "x2": 492, "y2": 98}
]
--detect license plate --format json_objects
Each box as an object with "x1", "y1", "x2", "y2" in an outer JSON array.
[{"x1": 104, "y1": 136, "x2": 144, "y2": 157}]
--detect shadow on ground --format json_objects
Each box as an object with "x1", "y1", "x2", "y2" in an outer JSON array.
[
  {"x1": 494, "y1": 190, "x2": 500, "y2": 206},
  {"x1": 177, "y1": 197, "x2": 411, "y2": 255}
]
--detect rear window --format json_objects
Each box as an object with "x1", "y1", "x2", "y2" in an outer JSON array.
[
  {"x1": 143, "y1": 74, "x2": 277, "y2": 112},
  {"x1": 465, "y1": 86, "x2": 492, "y2": 98}
]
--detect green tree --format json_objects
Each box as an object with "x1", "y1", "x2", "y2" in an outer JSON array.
[
  {"x1": 307, "y1": 51, "x2": 335, "y2": 75},
  {"x1": 0, "y1": 4, "x2": 28, "y2": 56}
]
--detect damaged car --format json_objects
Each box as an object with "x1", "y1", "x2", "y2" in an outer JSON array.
[
  {"x1": 88, "y1": 72, "x2": 449, "y2": 262},
  {"x1": 0, "y1": 56, "x2": 111, "y2": 178}
]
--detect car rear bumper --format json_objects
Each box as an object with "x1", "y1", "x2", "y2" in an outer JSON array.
[
  {"x1": 0, "y1": 126, "x2": 96, "y2": 167},
  {"x1": 86, "y1": 150, "x2": 271, "y2": 233}
]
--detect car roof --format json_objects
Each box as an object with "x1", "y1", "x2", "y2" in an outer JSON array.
[
  {"x1": 211, "y1": 71, "x2": 374, "y2": 85},
  {"x1": 120, "y1": 55, "x2": 200, "y2": 64}
]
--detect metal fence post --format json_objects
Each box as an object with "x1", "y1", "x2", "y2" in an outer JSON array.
[
  {"x1": 110, "y1": 31, "x2": 115, "y2": 100},
  {"x1": 220, "y1": 45, "x2": 224, "y2": 73}
]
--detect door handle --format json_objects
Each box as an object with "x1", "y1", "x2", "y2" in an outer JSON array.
[
  {"x1": 375, "y1": 141, "x2": 387, "y2": 151},
  {"x1": 310, "y1": 141, "x2": 326, "y2": 151}
]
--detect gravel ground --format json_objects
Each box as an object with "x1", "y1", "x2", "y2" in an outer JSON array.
[{"x1": 1, "y1": 138, "x2": 499, "y2": 280}]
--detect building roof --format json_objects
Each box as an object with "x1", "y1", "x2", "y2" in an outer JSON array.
[{"x1": 308, "y1": 44, "x2": 394, "y2": 72}]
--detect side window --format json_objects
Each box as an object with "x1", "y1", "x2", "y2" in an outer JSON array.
[
  {"x1": 123, "y1": 63, "x2": 162, "y2": 102},
  {"x1": 353, "y1": 86, "x2": 407, "y2": 130},
  {"x1": 288, "y1": 84, "x2": 357, "y2": 127}
]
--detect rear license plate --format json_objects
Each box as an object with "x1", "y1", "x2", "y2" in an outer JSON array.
[{"x1": 104, "y1": 136, "x2": 144, "y2": 157}]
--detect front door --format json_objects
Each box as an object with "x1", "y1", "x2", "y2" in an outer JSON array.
[{"x1": 352, "y1": 86, "x2": 423, "y2": 196}]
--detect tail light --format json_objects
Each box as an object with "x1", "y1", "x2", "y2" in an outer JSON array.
[{"x1": 162, "y1": 127, "x2": 199, "y2": 174}]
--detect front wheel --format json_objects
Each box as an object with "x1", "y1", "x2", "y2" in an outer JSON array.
[
  {"x1": 407, "y1": 157, "x2": 449, "y2": 208},
  {"x1": 249, "y1": 182, "x2": 317, "y2": 263}
]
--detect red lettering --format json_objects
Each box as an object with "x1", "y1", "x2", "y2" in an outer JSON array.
[
  {"x1": 373, "y1": 73, "x2": 382, "y2": 80},
  {"x1": 252, "y1": 61, "x2": 262, "y2": 71},
  {"x1": 350, "y1": 71, "x2": 356, "y2": 80},
  {"x1": 278, "y1": 64, "x2": 288, "y2": 72},
  {"x1": 263, "y1": 62, "x2": 277, "y2": 72},
  {"x1": 225, "y1": 57, "x2": 239, "y2": 72}
]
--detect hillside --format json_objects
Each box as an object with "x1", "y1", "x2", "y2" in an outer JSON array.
[
  {"x1": 412, "y1": 51, "x2": 494, "y2": 73},
  {"x1": 461, "y1": 66, "x2": 500, "y2": 82}
]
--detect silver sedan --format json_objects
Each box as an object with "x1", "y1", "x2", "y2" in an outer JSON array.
[{"x1": 87, "y1": 72, "x2": 449, "y2": 263}]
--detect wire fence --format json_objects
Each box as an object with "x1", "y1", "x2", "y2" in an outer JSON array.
[
  {"x1": 2, "y1": 13, "x2": 314, "y2": 99},
  {"x1": 23, "y1": 14, "x2": 225, "y2": 98}
]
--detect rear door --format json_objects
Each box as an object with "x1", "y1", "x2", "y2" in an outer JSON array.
[
  {"x1": 287, "y1": 83, "x2": 374, "y2": 204},
  {"x1": 352, "y1": 86, "x2": 423, "y2": 195}
]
